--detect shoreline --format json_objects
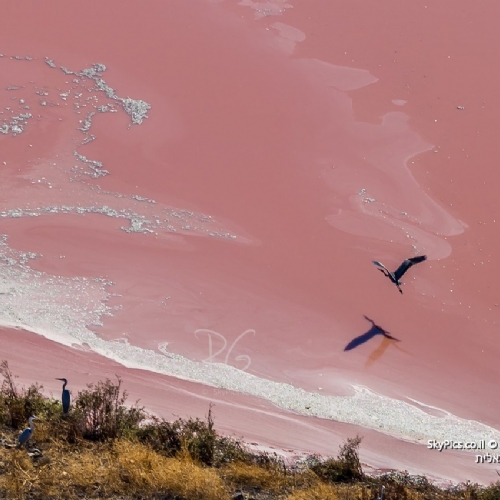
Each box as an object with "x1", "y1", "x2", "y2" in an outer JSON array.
[
  {"x1": 2, "y1": 375, "x2": 499, "y2": 499},
  {"x1": 1, "y1": 326, "x2": 498, "y2": 486}
]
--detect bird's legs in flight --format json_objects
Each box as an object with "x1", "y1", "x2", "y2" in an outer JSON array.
[{"x1": 377, "y1": 268, "x2": 390, "y2": 277}]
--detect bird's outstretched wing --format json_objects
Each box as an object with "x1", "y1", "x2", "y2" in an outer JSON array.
[
  {"x1": 372, "y1": 260, "x2": 391, "y2": 276},
  {"x1": 394, "y1": 255, "x2": 427, "y2": 281}
]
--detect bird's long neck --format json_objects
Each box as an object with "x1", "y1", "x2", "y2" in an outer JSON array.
[
  {"x1": 62, "y1": 381, "x2": 67, "y2": 390},
  {"x1": 29, "y1": 418, "x2": 35, "y2": 430}
]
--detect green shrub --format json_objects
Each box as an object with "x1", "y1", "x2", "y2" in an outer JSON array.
[
  {"x1": 74, "y1": 376, "x2": 145, "y2": 441},
  {"x1": 0, "y1": 360, "x2": 60, "y2": 429},
  {"x1": 308, "y1": 435, "x2": 364, "y2": 484},
  {"x1": 480, "y1": 481, "x2": 500, "y2": 500},
  {"x1": 138, "y1": 405, "x2": 258, "y2": 467}
]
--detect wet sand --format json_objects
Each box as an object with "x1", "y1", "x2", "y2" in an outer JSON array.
[{"x1": 1, "y1": 0, "x2": 500, "y2": 484}]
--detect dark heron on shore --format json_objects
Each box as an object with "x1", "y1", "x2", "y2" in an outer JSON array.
[
  {"x1": 376, "y1": 485, "x2": 385, "y2": 500},
  {"x1": 18, "y1": 416, "x2": 38, "y2": 448},
  {"x1": 56, "y1": 378, "x2": 70, "y2": 413},
  {"x1": 372, "y1": 255, "x2": 427, "y2": 294}
]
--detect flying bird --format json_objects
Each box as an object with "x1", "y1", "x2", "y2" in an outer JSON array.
[
  {"x1": 56, "y1": 378, "x2": 71, "y2": 413},
  {"x1": 18, "y1": 416, "x2": 38, "y2": 448},
  {"x1": 372, "y1": 255, "x2": 427, "y2": 294}
]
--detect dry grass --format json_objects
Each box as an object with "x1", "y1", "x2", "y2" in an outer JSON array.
[
  {"x1": 286, "y1": 482, "x2": 342, "y2": 500},
  {"x1": 110, "y1": 441, "x2": 229, "y2": 500},
  {"x1": 2, "y1": 363, "x2": 500, "y2": 500},
  {"x1": 222, "y1": 461, "x2": 319, "y2": 494},
  {"x1": 222, "y1": 461, "x2": 288, "y2": 492},
  {"x1": 286, "y1": 482, "x2": 440, "y2": 500},
  {"x1": 2, "y1": 429, "x2": 500, "y2": 500},
  {"x1": 0, "y1": 439, "x2": 229, "y2": 500}
]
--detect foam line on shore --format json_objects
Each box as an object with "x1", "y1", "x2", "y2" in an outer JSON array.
[{"x1": 1, "y1": 232, "x2": 498, "y2": 449}]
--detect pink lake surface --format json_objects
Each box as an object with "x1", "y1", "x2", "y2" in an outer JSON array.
[{"x1": 1, "y1": 0, "x2": 500, "y2": 485}]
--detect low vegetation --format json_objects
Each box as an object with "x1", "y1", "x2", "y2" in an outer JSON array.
[{"x1": 1, "y1": 360, "x2": 500, "y2": 499}]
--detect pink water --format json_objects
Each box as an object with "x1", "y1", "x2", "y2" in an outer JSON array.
[{"x1": 1, "y1": 0, "x2": 500, "y2": 485}]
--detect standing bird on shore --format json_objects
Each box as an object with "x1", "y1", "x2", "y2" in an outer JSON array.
[
  {"x1": 18, "y1": 416, "x2": 38, "y2": 448},
  {"x1": 372, "y1": 255, "x2": 427, "y2": 294},
  {"x1": 376, "y1": 485, "x2": 385, "y2": 500},
  {"x1": 56, "y1": 378, "x2": 71, "y2": 413}
]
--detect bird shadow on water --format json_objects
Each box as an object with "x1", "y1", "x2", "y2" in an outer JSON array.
[
  {"x1": 344, "y1": 316, "x2": 410, "y2": 367},
  {"x1": 344, "y1": 316, "x2": 399, "y2": 351}
]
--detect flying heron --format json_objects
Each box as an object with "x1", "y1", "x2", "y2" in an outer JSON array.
[
  {"x1": 56, "y1": 378, "x2": 70, "y2": 413},
  {"x1": 18, "y1": 416, "x2": 38, "y2": 448},
  {"x1": 372, "y1": 255, "x2": 427, "y2": 294}
]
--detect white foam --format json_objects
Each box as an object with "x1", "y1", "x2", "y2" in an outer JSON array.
[{"x1": 1, "y1": 236, "x2": 499, "y2": 450}]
